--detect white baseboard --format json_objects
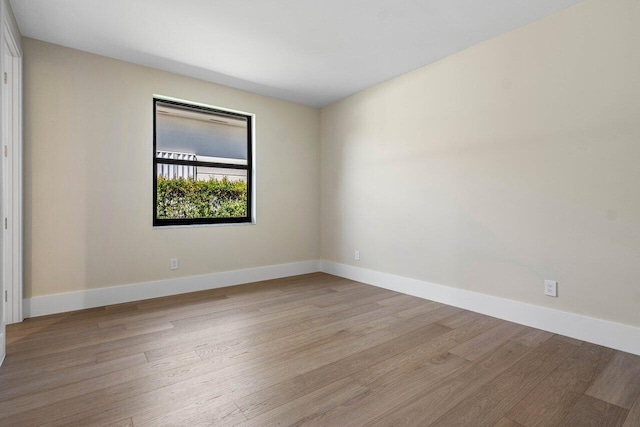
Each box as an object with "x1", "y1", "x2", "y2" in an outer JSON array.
[
  {"x1": 23, "y1": 260, "x2": 320, "y2": 318},
  {"x1": 19, "y1": 258, "x2": 640, "y2": 356},
  {"x1": 320, "y1": 261, "x2": 640, "y2": 356}
]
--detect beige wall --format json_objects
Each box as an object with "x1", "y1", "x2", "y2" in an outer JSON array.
[
  {"x1": 321, "y1": 0, "x2": 640, "y2": 326},
  {"x1": 24, "y1": 38, "x2": 320, "y2": 298},
  {"x1": 24, "y1": 0, "x2": 640, "y2": 327}
]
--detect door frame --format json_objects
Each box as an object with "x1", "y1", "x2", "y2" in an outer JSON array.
[{"x1": 1, "y1": 0, "x2": 23, "y2": 326}]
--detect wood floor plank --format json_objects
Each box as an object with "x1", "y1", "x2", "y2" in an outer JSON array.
[
  {"x1": 104, "y1": 417, "x2": 134, "y2": 427},
  {"x1": 623, "y1": 395, "x2": 640, "y2": 427},
  {"x1": 0, "y1": 351, "x2": 202, "y2": 421},
  {"x1": 8, "y1": 293, "x2": 445, "y2": 425},
  {"x1": 0, "y1": 353, "x2": 97, "y2": 382},
  {"x1": 494, "y1": 418, "x2": 524, "y2": 427},
  {"x1": 71, "y1": 323, "x2": 420, "y2": 424},
  {"x1": 189, "y1": 297, "x2": 438, "y2": 366},
  {"x1": 6, "y1": 321, "x2": 123, "y2": 352},
  {"x1": 436, "y1": 309, "x2": 486, "y2": 329},
  {"x1": 352, "y1": 313, "x2": 501, "y2": 388},
  {"x1": 5, "y1": 306, "x2": 118, "y2": 332},
  {"x1": 7, "y1": 282, "x2": 381, "y2": 370},
  {"x1": 1, "y1": 325, "x2": 352, "y2": 424},
  {"x1": 137, "y1": 400, "x2": 247, "y2": 427},
  {"x1": 1, "y1": 273, "x2": 638, "y2": 426},
  {"x1": 510, "y1": 327, "x2": 554, "y2": 348},
  {"x1": 97, "y1": 304, "x2": 323, "y2": 363},
  {"x1": 0, "y1": 352, "x2": 148, "y2": 401},
  {"x1": 587, "y1": 352, "x2": 640, "y2": 409},
  {"x1": 559, "y1": 395, "x2": 628, "y2": 427},
  {"x1": 554, "y1": 334, "x2": 583, "y2": 346},
  {"x1": 99, "y1": 286, "x2": 327, "y2": 329},
  {"x1": 7, "y1": 321, "x2": 103, "y2": 343},
  {"x1": 366, "y1": 341, "x2": 532, "y2": 427},
  {"x1": 189, "y1": 299, "x2": 424, "y2": 363},
  {"x1": 4, "y1": 324, "x2": 172, "y2": 372},
  {"x1": 429, "y1": 337, "x2": 579, "y2": 427},
  {"x1": 449, "y1": 320, "x2": 526, "y2": 361},
  {"x1": 15, "y1": 274, "x2": 338, "y2": 340},
  {"x1": 7, "y1": 322, "x2": 175, "y2": 359},
  {"x1": 507, "y1": 342, "x2": 615, "y2": 427},
  {"x1": 235, "y1": 322, "x2": 453, "y2": 420},
  {"x1": 237, "y1": 377, "x2": 369, "y2": 427},
  {"x1": 12, "y1": 287, "x2": 391, "y2": 372},
  {"x1": 298, "y1": 352, "x2": 469, "y2": 426}
]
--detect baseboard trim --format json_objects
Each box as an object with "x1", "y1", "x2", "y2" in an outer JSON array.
[
  {"x1": 23, "y1": 260, "x2": 320, "y2": 318},
  {"x1": 20, "y1": 259, "x2": 640, "y2": 356},
  {"x1": 320, "y1": 261, "x2": 640, "y2": 356}
]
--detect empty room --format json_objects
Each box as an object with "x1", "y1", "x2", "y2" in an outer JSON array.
[{"x1": 0, "y1": 0, "x2": 639, "y2": 425}]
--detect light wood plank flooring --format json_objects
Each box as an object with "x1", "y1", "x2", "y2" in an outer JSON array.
[{"x1": 1, "y1": 272, "x2": 639, "y2": 426}]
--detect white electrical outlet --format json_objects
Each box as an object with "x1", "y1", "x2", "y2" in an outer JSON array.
[
  {"x1": 170, "y1": 258, "x2": 179, "y2": 270},
  {"x1": 354, "y1": 250, "x2": 360, "y2": 261},
  {"x1": 544, "y1": 280, "x2": 557, "y2": 297}
]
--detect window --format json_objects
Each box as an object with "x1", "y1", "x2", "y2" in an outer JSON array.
[{"x1": 153, "y1": 98, "x2": 253, "y2": 226}]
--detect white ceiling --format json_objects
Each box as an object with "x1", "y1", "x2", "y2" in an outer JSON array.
[{"x1": 11, "y1": 0, "x2": 584, "y2": 107}]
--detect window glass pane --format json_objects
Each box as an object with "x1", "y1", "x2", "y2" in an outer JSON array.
[
  {"x1": 156, "y1": 164, "x2": 248, "y2": 220},
  {"x1": 155, "y1": 101, "x2": 248, "y2": 162}
]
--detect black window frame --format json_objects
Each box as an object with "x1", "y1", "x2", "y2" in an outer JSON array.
[{"x1": 153, "y1": 98, "x2": 253, "y2": 227}]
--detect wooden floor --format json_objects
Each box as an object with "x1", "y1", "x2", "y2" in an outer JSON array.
[{"x1": 1, "y1": 273, "x2": 640, "y2": 426}]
